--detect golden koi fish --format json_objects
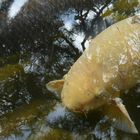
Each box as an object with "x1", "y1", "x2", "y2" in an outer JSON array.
[{"x1": 47, "y1": 16, "x2": 140, "y2": 133}]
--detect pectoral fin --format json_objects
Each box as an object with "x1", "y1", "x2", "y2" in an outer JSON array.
[
  {"x1": 103, "y1": 98, "x2": 138, "y2": 134},
  {"x1": 46, "y1": 79, "x2": 64, "y2": 94}
]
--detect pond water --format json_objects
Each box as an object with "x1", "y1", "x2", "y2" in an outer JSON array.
[{"x1": 0, "y1": 0, "x2": 140, "y2": 140}]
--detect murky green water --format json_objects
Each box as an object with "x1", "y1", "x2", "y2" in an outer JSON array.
[{"x1": 0, "y1": 0, "x2": 140, "y2": 139}]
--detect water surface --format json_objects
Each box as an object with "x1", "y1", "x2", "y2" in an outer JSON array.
[{"x1": 0, "y1": 0, "x2": 140, "y2": 139}]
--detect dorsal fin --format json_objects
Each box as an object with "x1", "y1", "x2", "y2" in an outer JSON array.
[{"x1": 103, "y1": 98, "x2": 138, "y2": 134}]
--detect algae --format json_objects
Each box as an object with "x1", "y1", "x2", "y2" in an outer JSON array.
[
  {"x1": 0, "y1": 53, "x2": 20, "y2": 67},
  {"x1": 0, "y1": 64, "x2": 24, "y2": 81}
]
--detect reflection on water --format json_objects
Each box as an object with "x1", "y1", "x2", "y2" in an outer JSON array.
[
  {"x1": 0, "y1": 85, "x2": 140, "y2": 140},
  {"x1": 0, "y1": 0, "x2": 140, "y2": 139},
  {"x1": 0, "y1": 63, "x2": 31, "y2": 116},
  {"x1": 8, "y1": 0, "x2": 28, "y2": 18},
  {"x1": 0, "y1": 98, "x2": 56, "y2": 140}
]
